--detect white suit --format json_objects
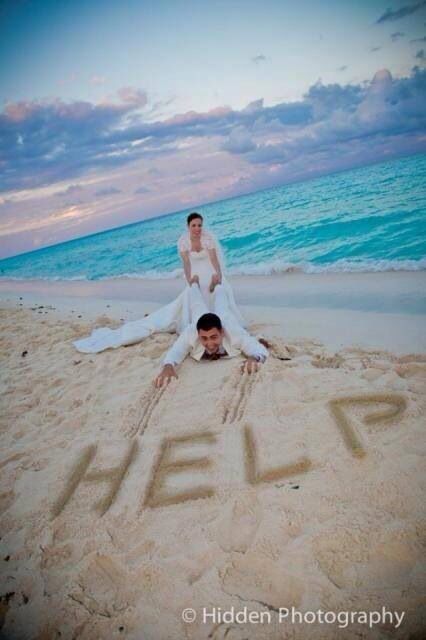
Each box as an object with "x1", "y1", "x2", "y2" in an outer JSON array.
[
  {"x1": 162, "y1": 283, "x2": 268, "y2": 366},
  {"x1": 73, "y1": 228, "x2": 246, "y2": 355}
]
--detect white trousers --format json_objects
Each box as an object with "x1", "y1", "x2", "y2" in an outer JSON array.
[{"x1": 189, "y1": 282, "x2": 241, "y2": 332}]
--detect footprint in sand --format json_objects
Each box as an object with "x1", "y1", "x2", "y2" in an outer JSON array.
[
  {"x1": 220, "y1": 551, "x2": 304, "y2": 611},
  {"x1": 266, "y1": 338, "x2": 295, "y2": 361},
  {"x1": 394, "y1": 362, "x2": 426, "y2": 394},
  {"x1": 395, "y1": 362, "x2": 426, "y2": 378},
  {"x1": 265, "y1": 364, "x2": 311, "y2": 411},
  {"x1": 69, "y1": 553, "x2": 138, "y2": 618},
  {"x1": 311, "y1": 353, "x2": 344, "y2": 369},
  {"x1": 214, "y1": 492, "x2": 262, "y2": 553},
  {"x1": 312, "y1": 527, "x2": 418, "y2": 590},
  {"x1": 396, "y1": 353, "x2": 426, "y2": 364}
]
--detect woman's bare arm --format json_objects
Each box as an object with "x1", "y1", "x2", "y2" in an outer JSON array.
[
  {"x1": 208, "y1": 248, "x2": 222, "y2": 281},
  {"x1": 180, "y1": 251, "x2": 192, "y2": 284}
]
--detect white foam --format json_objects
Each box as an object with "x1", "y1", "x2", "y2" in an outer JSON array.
[{"x1": 0, "y1": 258, "x2": 425, "y2": 282}]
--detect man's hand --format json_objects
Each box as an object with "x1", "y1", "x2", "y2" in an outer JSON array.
[
  {"x1": 154, "y1": 364, "x2": 178, "y2": 388},
  {"x1": 240, "y1": 356, "x2": 261, "y2": 374},
  {"x1": 190, "y1": 275, "x2": 200, "y2": 285}
]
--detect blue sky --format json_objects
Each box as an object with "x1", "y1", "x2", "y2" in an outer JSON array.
[{"x1": 1, "y1": 0, "x2": 426, "y2": 258}]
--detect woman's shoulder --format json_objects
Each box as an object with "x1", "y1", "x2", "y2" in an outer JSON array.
[
  {"x1": 177, "y1": 233, "x2": 190, "y2": 252},
  {"x1": 201, "y1": 229, "x2": 216, "y2": 249}
]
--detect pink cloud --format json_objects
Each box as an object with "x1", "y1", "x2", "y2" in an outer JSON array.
[
  {"x1": 166, "y1": 105, "x2": 233, "y2": 126},
  {"x1": 116, "y1": 86, "x2": 148, "y2": 107},
  {"x1": 4, "y1": 101, "x2": 39, "y2": 122}
]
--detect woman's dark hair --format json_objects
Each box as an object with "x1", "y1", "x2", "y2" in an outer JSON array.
[
  {"x1": 196, "y1": 313, "x2": 222, "y2": 332},
  {"x1": 187, "y1": 212, "x2": 203, "y2": 226}
]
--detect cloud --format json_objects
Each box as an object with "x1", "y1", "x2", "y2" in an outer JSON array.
[
  {"x1": 0, "y1": 91, "x2": 311, "y2": 192},
  {"x1": 0, "y1": 96, "x2": 147, "y2": 191},
  {"x1": 303, "y1": 79, "x2": 363, "y2": 120},
  {"x1": 242, "y1": 98, "x2": 264, "y2": 113},
  {"x1": 163, "y1": 105, "x2": 233, "y2": 127},
  {"x1": 55, "y1": 183, "x2": 84, "y2": 196},
  {"x1": 240, "y1": 67, "x2": 426, "y2": 168},
  {"x1": 184, "y1": 174, "x2": 205, "y2": 185},
  {"x1": 375, "y1": 1, "x2": 426, "y2": 24},
  {"x1": 63, "y1": 199, "x2": 85, "y2": 207},
  {"x1": 251, "y1": 54, "x2": 267, "y2": 64},
  {"x1": 95, "y1": 186, "x2": 121, "y2": 196},
  {"x1": 391, "y1": 31, "x2": 405, "y2": 41},
  {"x1": 116, "y1": 86, "x2": 148, "y2": 107},
  {"x1": 1, "y1": 68, "x2": 425, "y2": 199},
  {"x1": 221, "y1": 125, "x2": 257, "y2": 154}
]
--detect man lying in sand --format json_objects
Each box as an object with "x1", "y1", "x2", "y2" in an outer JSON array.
[{"x1": 154, "y1": 277, "x2": 269, "y2": 387}]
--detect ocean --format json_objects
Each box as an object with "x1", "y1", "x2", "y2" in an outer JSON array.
[{"x1": 1, "y1": 153, "x2": 425, "y2": 281}]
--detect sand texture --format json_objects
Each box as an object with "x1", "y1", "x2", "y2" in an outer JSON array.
[{"x1": 1, "y1": 303, "x2": 425, "y2": 639}]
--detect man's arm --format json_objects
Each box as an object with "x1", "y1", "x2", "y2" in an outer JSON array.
[
  {"x1": 237, "y1": 331, "x2": 268, "y2": 374},
  {"x1": 242, "y1": 335, "x2": 269, "y2": 361},
  {"x1": 154, "y1": 328, "x2": 192, "y2": 387},
  {"x1": 155, "y1": 284, "x2": 206, "y2": 387},
  {"x1": 162, "y1": 326, "x2": 192, "y2": 367},
  {"x1": 239, "y1": 330, "x2": 269, "y2": 363}
]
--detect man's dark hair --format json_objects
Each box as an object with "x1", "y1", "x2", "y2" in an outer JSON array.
[
  {"x1": 187, "y1": 212, "x2": 203, "y2": 226},
  {"x1": 196, "y1": 313, "x2": 222, "y2": 332}
]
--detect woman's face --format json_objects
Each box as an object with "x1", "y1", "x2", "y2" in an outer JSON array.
[{"x1": 189, "y1": 217, "x2": 202, "y2": 237}]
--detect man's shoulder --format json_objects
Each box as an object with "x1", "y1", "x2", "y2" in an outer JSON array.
[{"x1": 222, "y1": 316, "x2": 245, "y2": 341}]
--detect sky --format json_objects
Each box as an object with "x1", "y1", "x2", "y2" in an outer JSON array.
[{"x1": 0, "y1": 0, "x2": 426, "y2": 259}]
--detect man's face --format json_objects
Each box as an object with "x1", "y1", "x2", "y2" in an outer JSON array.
[{"x1": 198, "y1": 327, "x2": 224, "y2": 353}]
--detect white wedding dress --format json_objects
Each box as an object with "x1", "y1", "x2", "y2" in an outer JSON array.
[{"x1": 73, "y1": 229, "x2": 245, "y2": 354}]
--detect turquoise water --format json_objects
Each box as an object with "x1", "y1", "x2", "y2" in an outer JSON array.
[{"x1": 1, "y1": 153, "x2": 425, "y2": 281}]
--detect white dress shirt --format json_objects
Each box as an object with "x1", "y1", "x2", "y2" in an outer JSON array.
[{"x1": 162, "y1": 283, "x2": 268, "y2": 367}]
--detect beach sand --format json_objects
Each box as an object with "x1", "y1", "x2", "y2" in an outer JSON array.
[{"x1": 1, "y1": 272, "x2": 425, "y2": 639}]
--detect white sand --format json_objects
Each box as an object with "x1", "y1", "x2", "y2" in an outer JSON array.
[
  {"x1": 0, "y1": 272, "x2": 425, "y2": 638},
  {"x1": 1, "y1": 270, "x2": 426, "y2": 354}
]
